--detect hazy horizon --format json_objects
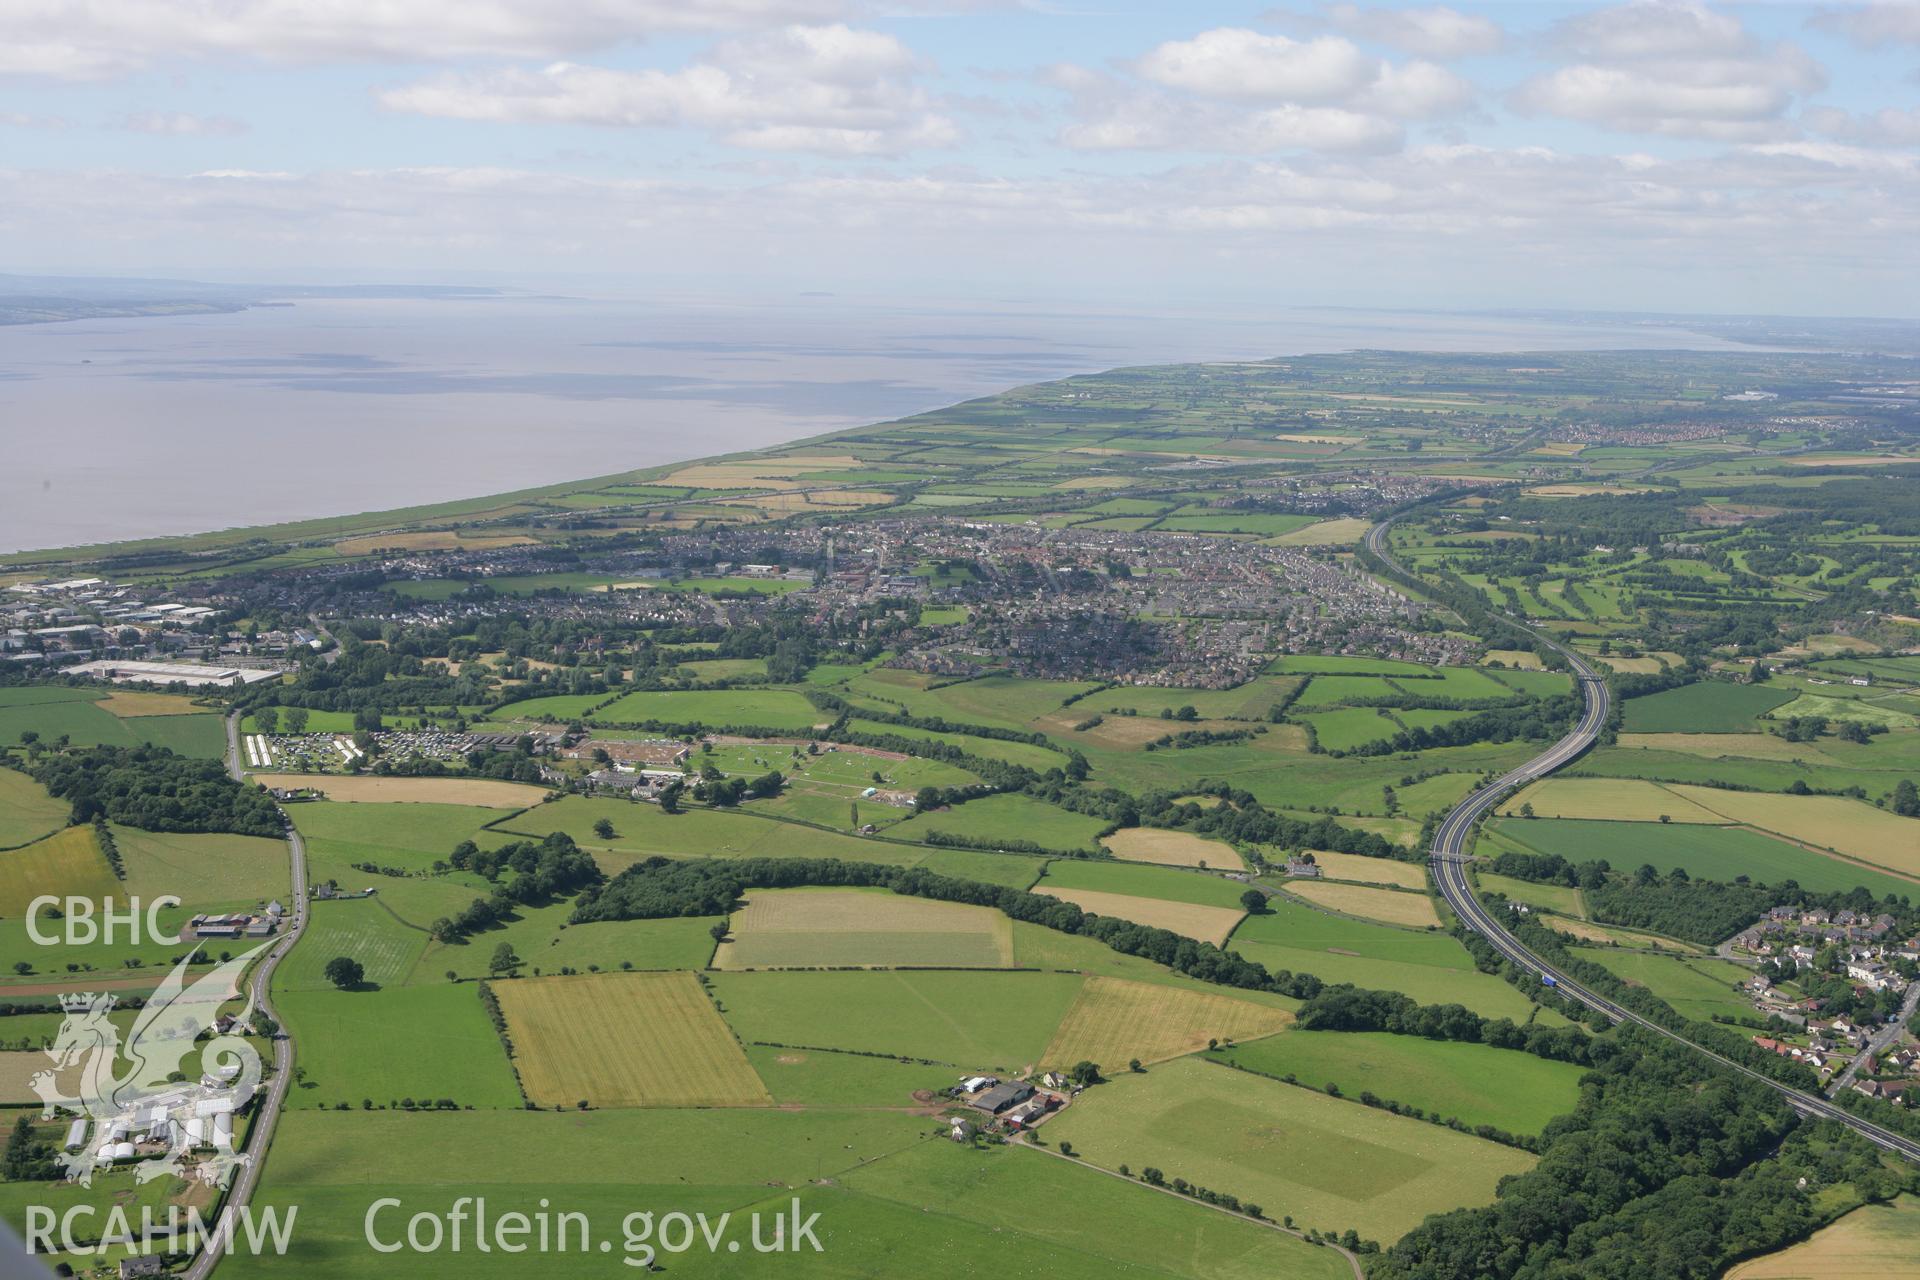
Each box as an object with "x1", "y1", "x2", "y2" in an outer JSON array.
[{"x1": 0, "y1": 293, "x2": 1801, "y2": 556}]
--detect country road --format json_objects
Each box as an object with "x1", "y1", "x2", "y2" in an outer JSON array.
[
  {"x1": 187, "y1": 712, "x2": 312, "y2": 1279},
  {"x1": 1827, "y1": 982, "x2": 1920, "y2": 1099},
  {"x1": 1365, "y1": 516, "x2": 1920, "y2": 1166}
]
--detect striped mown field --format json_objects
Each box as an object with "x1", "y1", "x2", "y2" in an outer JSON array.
[{"x1": 493, "y1": 971, "x2": 771, "y2": 1108}]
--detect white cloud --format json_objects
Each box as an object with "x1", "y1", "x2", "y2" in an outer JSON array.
[
  {"x1": 380, "y1": 25, "x2": 958, "y2": 156},
  {"x1": 1803, "y1": 105, "x2": 1920, "y2": 148},
  {"x1": 1057, "y1": 89, "x2": 1402, "y2": 155},
  {"x1": 1321, "y1": 4, "x2": 1504, "y2": 59},
  {"x1": 1810, "y1": 3, "x2": 1920, "y2": 48},
  {"x1": 0, "y1": 0, "x2": 853, "y2": 77},
  {"x1": 121, "y1": 112, "x2": 249, "y2": 136},
  {"x1": 1550, "y1": 0, "x2": 1751, "y2": 59},
  {"x1": 1054, "y1": 25, "x2": 1472, "y2": 157},
  {"x1": 9, "y1": 144, "x2": 1916, "y2": 296},
  {"x1": 1514, "y1": 1, "x2": 1823, "y2": 140},
  {"x1": 1366, "y1": 59, "x2": 1474, "y2": 117},
  {"x1": 1137, "y1": 30, "x2": 1380, "y2": 102}
]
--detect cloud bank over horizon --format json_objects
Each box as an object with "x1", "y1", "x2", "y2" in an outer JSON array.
[{"x1": 1, "y1": 0, "x2": 1917, "y2": 315}]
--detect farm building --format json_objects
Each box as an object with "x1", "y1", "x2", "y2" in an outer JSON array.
[{"x1": 971, "y1": 1081, "x2": 1035, "y2": 1115}]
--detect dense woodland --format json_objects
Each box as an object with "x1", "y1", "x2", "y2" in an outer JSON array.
[{"x1": 24, "y1": 745, "x2": 282, "y2": 836}]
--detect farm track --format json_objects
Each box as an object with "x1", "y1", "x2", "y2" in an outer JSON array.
[{"x1": 1365, "y1": 516, "x2": 1920, "y2": 1166}]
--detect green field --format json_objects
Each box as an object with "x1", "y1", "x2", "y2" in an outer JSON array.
[
  {"x1": 111, "y1": 823, "x2": 290, "y2": 905},
  {"x1": 839, "y1": 1137, "x2": 1351, "y2": 1280},
  {"x1": 227, "y1": 1106, "x2": 1346, "y2": 1280},
  {"x1": 274, "y1": 982, "x2": 525, "y2": 1109},
  {"x1": 742, "y1": 1044, "x2": 951, "y2": 1105},
  {"x1": 0, "y1": 770, "x2": 68, "y2": 849},
  {"x1": 278, "y1": 900, "x2": 429, "y2": 990},
  {"x1": 891, "y1": 793, "x2": 1110, "y2": 852},
  {"x1": 1225, "y1": 899, "x2": 1538, "y2": 1021},
  {"x1": 1583, "y1": 949, "x2": 1755, "y2": 1022},
  {"x1": 1270, "y1": 656, "x2": 1435, "y2": 676},
  {"x1": 1619, "y1": 682, "x2": 1798, "y2": 733},
  {"x1": 1491, "y1": 817, "x2": 1918, "y2": 898},
  {"x1": 592, "y1": 689, "x2": 825, "y2": 732},
  {"x1": 1048, "y1": 1057, "x2": 1534, "y2": 1243},
  {"x1": 496, "y1": 794, "x2": 912, "y2": 864},
  {"x1": 1294, "y1": 675, "x2": 1399, "y2": 709},
  {"x1": 0, "y1": 825, "x2": 119, "y2": 916},
  {"x1": 290, "y1": 800, "x2": 520, "y2": 870},
  {"x1": 1214, "y1": 1031, "x2": 1588, "y2": 1135},
  {"x1": 1298, "y1": 707, "x2": 1403, "y2": 752},
  {"x1": 0, "y1": 686, "x2": 223, "y2": 755},
  {"x1": 715, "y1": 887, "x2": 1013, "y2": 969},
  {"x1": 1079, "y1": 678, "x2": 1300, "y2": 722},
  {"x1": 841, "y1": 672, "x2": 1097, "y2": 731},
  {"x1": 709, "y1": 969, "x2": 1085, "y2": 1069},
  {"x1": 1035, "y1": 859, "x2": 1253, "y2": 908},
  {"x1": 844, "y1": 718, "x2": 1069, "y2": 771},
  {"x1": 1474, "y1": 870, "x2": 1586, "y2": 916}
]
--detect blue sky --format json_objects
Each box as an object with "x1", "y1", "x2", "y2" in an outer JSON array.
[{"x1": 3, "y1": 1, "x2": 1918, "y2": 315}]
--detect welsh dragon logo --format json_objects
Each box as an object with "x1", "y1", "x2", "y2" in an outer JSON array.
[{"x1": 31, "y1": 946, "x2": 266, "y2": 1188}]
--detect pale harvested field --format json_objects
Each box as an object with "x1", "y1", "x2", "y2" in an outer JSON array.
[
  {"x1": 1274, "y1": 433, "x2": 1361, "y2": 445},
  {"x1": 1546, "y1": 917, "x2": 1615, "y2": 944},
  {"x1": 1100, "y1": 828, "x2": 1246, "y2": 871},
  {"x1": 1616, "y1": 732, "x2": 1852, "y2": 764},
  {"x1": 333, "y1": 531, "x2": 533, "y2": 555},
  {"x1": 1801, "y1": 633, "x2": 1881, "y2": 654},
  {"x1": 1304, "y1": 851, "x2": 1427, "y2": 889},
  {"x1": 712, "y1": 889, "x2": 1012, "y2": 969},
  {"x1": 248, "y1": 774, "x2": 550, "y2": 807},
  {"x1": 493, "y1": 972, "x2": 770, "y2": 1109},
  {"x1": 1725, "y1": 1196, "x2": 1920, "y2": 1279},
  {"x1": 1053, "y1": 475, "x2": 1138, "y2": 490},
  {"x1": 1499, "y1": 778, "x2": 1726, "y2": 824},
  {"x1": 1268, "y1": 517, "x2": 1371, "y2": 547},
  {"x1": 664, "y1": 455, "x2": 864, "y2": 491},
  {"x1": 1789, "y1": 455, "x2": 1909, "y2": 468},
  {"x1": 1668, "y1": 785, "x2": 1920, "y2": 878},
  {"x1": 1596, "y1": 656, "x2": 1668, "y2": 674},
  {"x1": 0, "y1": 826, "x2": 120, "y2": 916},
  {"x1": 1523, "y1": 483, "x2": 1643, "y2": 497},
  {"x1": 1041, "y1": 888, "x2": 1244, "y2": 947},
  {"x1": 1287, "y1": 881, "x2": 1442, "y2": 928},
  {"x1": 1484, "y1": 649, "x2": 1545, "y2": 670},
  {"x1": 0, "y1": 1052, "x2": 83, "y2": 1105},
  {"x1": 716, "y1": 490, "x2": 894, "y2": 514},
  {"x1": 97, "y1": 691, "x2": 209, "y2": 717},
  {"x1": 1062, "y1": 715, "x2": 1250, "y2": 749},
  {"x1": 1042, "y1": 976, "x2": 1293, "y2": 1070}
]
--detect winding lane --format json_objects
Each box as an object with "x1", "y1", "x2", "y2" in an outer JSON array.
[
  {"x1": 1365, "y1": 516, "x2": 1920, "y2": 1165},
  {"x1": 186, "y1": 712, "x2": 311, "y2": 1279}
]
